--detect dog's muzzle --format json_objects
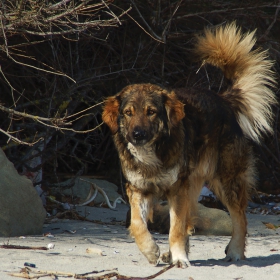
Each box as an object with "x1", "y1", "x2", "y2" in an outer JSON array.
[
  {"x1": 128, "y1": 126, "x2": 150, "y2": 145},
  {"x1": 133, "y1": 127, "x2": 147, "y2": 141}
]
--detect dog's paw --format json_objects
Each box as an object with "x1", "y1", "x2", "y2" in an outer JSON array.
[
  {"x1": 223, "y1": 253, "x2": 245, "y2": 262},
  {"x1": 224, "y1": 244, "x2": 245, "y2": 262},
  {"x1": 143, "y1": 243, "x2": 160, "y2": 265},
  {"x1": 161, "y1": 251, "x2": 171, "y2": 263},
  {"x1": 161, "y1": 251, "x2": 191, "y2": 268},
  {"x1": 172, "y1": 257, "x2": 191, "y2": 268}
]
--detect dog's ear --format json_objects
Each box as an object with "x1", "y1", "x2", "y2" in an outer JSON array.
[
  {"x1": 164, "y1": 92, "x2": 185, "y2": 127},
  {"x1": 102, "y1": 95, "x2": 120, "y2": 134}
]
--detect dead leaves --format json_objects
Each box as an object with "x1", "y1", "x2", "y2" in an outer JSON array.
[
  {"x1": 262, "y1": 221, "x2": 280, "y2": 230},
  {"x1": 86, "y1": 247, "x2": 106, "y2": 256}
]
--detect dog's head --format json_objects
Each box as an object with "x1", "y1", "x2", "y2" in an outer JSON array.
[{"x1": 102, "y1": 84, "x2": 185, "y2": 146}]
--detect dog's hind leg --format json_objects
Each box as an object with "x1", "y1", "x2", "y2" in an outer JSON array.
[
  {"x1": 213, "y1": 172, "x2": 253, "y2": 261},
  {"x1": 212, "y1": 141, "x2": 255, "y2": 262},
  {"x1": 224, "y1": 204, "x2": 247, "y2": 261},
  {"x1": 126, "y1": 184, "x2": 160, "y2": 265}
]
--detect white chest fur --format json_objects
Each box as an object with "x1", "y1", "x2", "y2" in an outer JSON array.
[
  {"x1": 126, "y1": 143, "x2": 179, "y2": 190},
  {"x1": 127, "y1": 143, "x2": 161, "y2": 167}
]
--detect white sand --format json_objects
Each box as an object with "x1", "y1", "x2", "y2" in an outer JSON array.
[{"x1": 1, "y1": 204, "x2": 279, "y2": 279}]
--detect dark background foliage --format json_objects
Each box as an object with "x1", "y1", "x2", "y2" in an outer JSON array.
[{"x1": 0, "y1": 0, "x2": 279, "y2": 194}]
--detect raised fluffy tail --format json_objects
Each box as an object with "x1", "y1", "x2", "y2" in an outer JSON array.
[{"x1": 195, "y1": 23, "x2": 276, "y2": 142}]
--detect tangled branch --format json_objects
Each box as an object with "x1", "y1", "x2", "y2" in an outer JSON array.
[
  {"x1": 0, "y1": 100, "x2": 104, "y2": 146},
  {"x1": 0, "y1": 1, "x2": 128, "y2": 146},
  {"x1": 1, "y1": 0, "x2": 131, "y2": 36}
]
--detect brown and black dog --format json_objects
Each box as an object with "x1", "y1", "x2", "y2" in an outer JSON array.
[{"x1": 102, "y1": 23, "x2": 276, "y2": 268}]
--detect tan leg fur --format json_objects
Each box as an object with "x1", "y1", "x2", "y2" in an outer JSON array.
[{"x1": 126, "y1": 184, "x2": 160, "y2": 265}]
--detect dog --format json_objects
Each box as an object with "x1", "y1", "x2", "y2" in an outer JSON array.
[{"x1": 102, "y1": 23, "x2": 276, "y2": 268}]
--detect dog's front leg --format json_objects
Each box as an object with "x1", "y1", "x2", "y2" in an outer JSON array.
[
  {"x1": 126, "y1": 184, "x2": 160, "y2": 265},
  {"x1": 167, "y1": 186, "x2": 192, "y2": 268}
]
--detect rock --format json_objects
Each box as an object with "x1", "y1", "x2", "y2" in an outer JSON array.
[
  {"x1": 0, "y1": 149, "x2": 46, "y2": 237},
  {"x1": 127, "y1": 202, "x2": 232, "y2": 236},
  {"x1": 62, "y1": 177, "x2": 121, "y2": 205}
]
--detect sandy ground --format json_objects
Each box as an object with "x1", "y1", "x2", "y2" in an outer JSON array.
[{"x1": 1, "y1": 204, "x2": 280, "y2": 280}]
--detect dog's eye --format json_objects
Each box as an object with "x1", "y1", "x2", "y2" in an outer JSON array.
[
  {"x1": 124, "y1": 110, "x2": 132, "y2": 116},
  {"x1": 147, "y1": 109, "x2": 156, "y2": 116}
]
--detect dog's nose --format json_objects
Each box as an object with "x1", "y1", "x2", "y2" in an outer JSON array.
[{"x1": 132, "y1": 128, "x2": 147, "y2": 140}]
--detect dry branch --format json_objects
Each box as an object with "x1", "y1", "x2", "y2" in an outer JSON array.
[
  {"x1": 8, "y1": 264, "x2": 175, "y2": 279},
  {"x1": 1, "y1": 0, "x2": 130, "y2": 35}
]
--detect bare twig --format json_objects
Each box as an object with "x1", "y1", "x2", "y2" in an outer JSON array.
[
  {"x1": 36, "y1": 119, "x2": 104, "y2": 134},
  {"x1": 65, "y1": 101, "x2": 104, "y2": 120},
  {"x1": 0, "y1": 66, "x2": 16, "y2": 106},
  {"x1": 259, "y1": 2, "x2": 280, "y2": 40},
  {"x1": 0, "y1": 104, "x2": 71, "y2": 126},
  {"x1": 0, "y1": 17, "x2": 76, "y2": 83},
  {"x1": 262, "y1": 143, "x2": 280, "y2": 165},
  {"x1": 8, "y1": 264, "x2": 175, "y2": 279},
  {"x1": 0, "y1": 127, "x2": 43, "y2": 146},
  {"x1": 0, "y1": 99, "x2": 104, "y2": 142},
  {"x1": 128, "y1": 0, "x2": 164, "y2": 43},
  {"x1": 161, "y1": 0, "x2": 183, "y2": 42},
  {"x1": 0, "y1": 245, "x2": 48, "y2": 250},
  {"x1": 102, "y1": 0, "x2": 122, "y2": 25},
  {"x1": 1, "y1": 1, "x2": 129, "y2": 34},
  {"x1": 167, "y1": 4, "x2": 279, "y2": 23}
]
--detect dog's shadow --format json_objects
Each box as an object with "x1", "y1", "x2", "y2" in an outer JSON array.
[{"x1": 191, "y1": 254, "x2": 280, "y2": 268}]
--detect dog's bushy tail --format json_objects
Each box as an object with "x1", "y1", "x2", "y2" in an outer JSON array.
[{"x1": 195, "y1": 23, "x2": 276, "y2": 142}]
